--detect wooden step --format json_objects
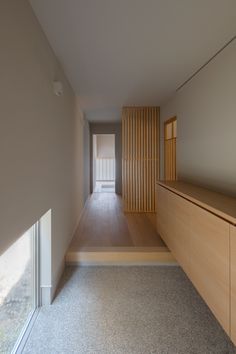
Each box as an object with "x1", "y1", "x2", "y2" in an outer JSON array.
[{"x1": 66, "y1": 247, "x2": 176, "y2": 266}]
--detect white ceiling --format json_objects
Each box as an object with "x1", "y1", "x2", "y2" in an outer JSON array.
[{"x1": 29, "y1": 0, "x2": 236, "y2": 122}]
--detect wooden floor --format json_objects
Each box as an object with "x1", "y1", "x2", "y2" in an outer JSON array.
[{"x1": 68, "y1": 193, "x2": 166, "y2": 251}]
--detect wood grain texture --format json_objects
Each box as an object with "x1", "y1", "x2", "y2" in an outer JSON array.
[
  {"x1": 122, "y1": 107, "x2": 159, "y2": 212},
  {"x1": 68, "y1": 193, "x2": 166, "y2": 250},
  {"x1": 189, "y1": 204, "x2": 230, "y2": 334},
  {"x1": 66, "y1": 248, "x2": 175, "y2": 266},
  {"x1": 156, "y1": 183, "x2": 231, "y2": 335},
  {"x1": 158, "y1": 181, "x2": 236, "y2": 225},
  {"x1": 156, "y1": 184, "x2": 173, "y2": 250},
  {"x1": 167, "y1": 188, "x2": 192, "y2": 275},
  {"x1": 230, "y1": 225, "x2": 236, "y2": 345},
  {"x1": 156, "y1": 184, "x2": 192, "y2": 276}
]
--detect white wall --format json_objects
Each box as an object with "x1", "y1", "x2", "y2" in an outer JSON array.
[
  {"x1": 160, "y1": 39, "x2": 236, "y2": 196},
  {"x1": 0, "y1": 0, "x2": 85, "y2": 296},
  {"x1": 92, "y1": 135, "x2": 97, "y2": 191},
  {"x1": 83, "y1": 118, "x2": 90, "y2": 203}
]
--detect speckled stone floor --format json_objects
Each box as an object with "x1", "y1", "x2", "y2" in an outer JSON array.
[{"x1": 23, "y1": 266, "x2": 236, "y2": 354}]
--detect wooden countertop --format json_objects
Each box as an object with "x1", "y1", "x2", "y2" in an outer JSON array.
[{"x1": 157, "y1": 181, "x2": 236, "y2": 226}]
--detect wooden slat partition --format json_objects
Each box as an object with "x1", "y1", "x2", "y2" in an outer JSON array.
[{"x1": 122, "y1": 107, "x2": 159, "y2": 212}]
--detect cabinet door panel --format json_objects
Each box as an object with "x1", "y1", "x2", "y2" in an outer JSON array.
[
  {"x1": 168, "y1": 191, "x2": 192, "y2": 274},
  {"x1": 230, "y1": 225, "x2": 236, "y2": 344},
  {"x1": 190, "y1": 205, "x2": 230, "y2": 334},
  {"x1": 156, "y1": 185, "x2": 170, "y2": 246},
  {"x1": 157, "y1": 186, "x2": 192, "y2": 272}
]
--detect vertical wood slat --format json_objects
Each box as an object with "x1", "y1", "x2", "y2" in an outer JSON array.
[
  {"x1": 138, "y1": 109, "x2": 141, "y2": 211},
  {"x1": 127, "y1": 110, "x2": 130, "y2": 210},
  {"x1": 122, "y1": 106, "x2": 160, "y2": 212},
  {"x1": 144, "y1": 108, "x2": 147, "y2": 211}
]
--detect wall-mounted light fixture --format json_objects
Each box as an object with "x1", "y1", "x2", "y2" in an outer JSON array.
[{"x1": 53, "y1": 80, "x2": 63, "y2": 96}]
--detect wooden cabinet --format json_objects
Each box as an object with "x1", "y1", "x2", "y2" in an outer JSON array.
[
  {"x1": 189, "y1": 204, "x2": 230, "y2": 334},
  {"x1": 156, "y1": 182, "x2": 235, "y2": 341},
  {"x1": 157, "y1": 185, "x2": 192, "y2": 275},
  {"x1": 167, "y1": 191, "x2": 192, "y2": 275},
  {"x1": 231, "y1": 225, "x2": 236, "y2": 344},
  {"x1": 156, "y1": 185, "x2": 171, "y2": 245}
]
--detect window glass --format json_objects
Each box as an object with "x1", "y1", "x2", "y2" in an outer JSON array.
[
  {"x1": 0, "y1": 227, "x2": 36, "y2": 353},
  {"x1": 173, "y1": 120, "x2": 177, "y2": 138},
  {"x1": 165, "y1": 122, "x2": 173, "y2": 139}
]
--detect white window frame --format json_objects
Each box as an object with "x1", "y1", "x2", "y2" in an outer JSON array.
[{"x1": 12, "y1": 222, "x2": 41, "y2": 354}]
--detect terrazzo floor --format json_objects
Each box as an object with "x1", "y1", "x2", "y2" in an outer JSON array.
[{"x1": 23, "y1": 266, "x2": 236, "y2": 354}]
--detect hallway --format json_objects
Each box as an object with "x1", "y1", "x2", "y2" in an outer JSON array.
[
  {"x1": 2, "y1": 1, "x2": 236, "y2": 352},
  {"x1": 69, "y1": 193, "x2": 166, "y2": 249},
  {"x1": 22, "y1": 266, "x2": 236, "y2": 354}
]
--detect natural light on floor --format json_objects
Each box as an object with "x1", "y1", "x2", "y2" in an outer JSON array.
[
  {"x1": 94, "y1": 181, "x2": 115, "y2": 193},
  {"x1": 0, "y1": 228, "x2": 34, "y2": 353}
]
